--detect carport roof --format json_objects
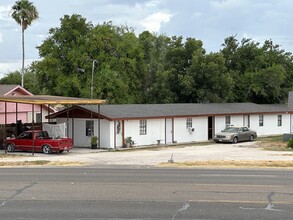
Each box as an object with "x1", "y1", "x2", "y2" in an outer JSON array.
[{"x1": 0, "y1": 95, "x2": 106, "y2": 105}]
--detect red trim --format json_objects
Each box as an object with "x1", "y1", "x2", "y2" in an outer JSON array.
[
  {"x1": 114, "y1": 121, "x2": 116, "y2": 149},
  {"x1": 172, "y1": 118, "x2": 174, "y2": 143}
]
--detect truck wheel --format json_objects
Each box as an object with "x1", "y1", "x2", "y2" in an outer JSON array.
[
  {"x1": 42, "y1": 145, "x2": 51, "y2": 154},
  {"x1": 7, "y1": 144, "x2": 14, "y2": 152}
]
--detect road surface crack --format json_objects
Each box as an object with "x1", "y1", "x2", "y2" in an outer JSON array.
[{"x1": 0, "y1": 180, "x2": 37, "y2": 207}]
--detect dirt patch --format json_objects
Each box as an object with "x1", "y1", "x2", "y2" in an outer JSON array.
[
  {"x1": 258, "y1": 136, "x2": 290, "y2": 151},
  {"x1": 0, "y1": 154, "x2": 30, "y2": 158},
  {"x1": 48, "y1": 161, "x2": 85, "y2": 166},
  {"x1": 159, "y1": 160, "x2": 293, "y2": 168},
  {"x1": 0, "y1": 160, "x2": 85, "y2": 167}
]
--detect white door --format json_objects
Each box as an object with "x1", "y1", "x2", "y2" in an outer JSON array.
[
  {"x1": 115, "y1": 121, "x2": 123, "y2": 147},
  {"x1": 291, "y1": 114, "x2": 293, "y2": 133},
  {"x1": 244, "y1": 115, "x2": 249, "y2": 127},
  {"x1": 166, "y1": 118, "x2": 173, "y2": 144}
]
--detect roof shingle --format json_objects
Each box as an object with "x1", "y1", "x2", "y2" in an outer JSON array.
[{"x1": 80, "y1": 102, "x2": 289, "y2": 120}]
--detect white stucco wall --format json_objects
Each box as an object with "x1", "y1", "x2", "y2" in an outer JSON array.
[
  {"x1": 56, "y1": 118, "x2": 112, "y2": 148},
  {"x1": 214, "y1": 115, "x2": 244, "y2": 133},
  {"x1": 173, "y1": 117, "x2": 208, "y2": 142},
  {"x1": 124, "y1": 118, "x2": 165, "y2": 146},
  {"x1": 56, "y1": 112, "x2": 292, "y2": 148},
  {"x1": 101, "y1": 119, "x2": 111, "y2": 148},
  {"x1": 250, "y1": 113, "x2": 290, "y2": 136},
  {"x1": 214, "y1": 116, "x2": 225, "y2": 133},
  {"x1": 230, "y1": 115, "x2": 244, "y2": 127},
  {"x1": 214, "y1": 114, "x2": 291, "y2": 137}
]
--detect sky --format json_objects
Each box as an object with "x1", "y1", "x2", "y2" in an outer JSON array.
[{"x1": 1, "y1": 0, "x2": 293, "y2": 78}]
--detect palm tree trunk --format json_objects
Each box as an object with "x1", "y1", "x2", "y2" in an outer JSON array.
[{"x1": 21, "y1": 24, "x2": 25, "y2": 88}]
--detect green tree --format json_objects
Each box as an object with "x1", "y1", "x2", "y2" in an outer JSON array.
[
  {"x1": 0, "y1": 69, "x2": 39, "y2": 94},
  {"x1": 188, "y1": 49, "x2": 234, "y2": 103},
  {"x1": 164, "y1": 37, "x2": 204, "y2": 102},
  {"x1": 35, "y1": 14, "x2": 93, "y2": 97},
  {"x1": 138, "y1": 32, "x2": 171, "y2": 103},
  {"x1": 0, "y1": 71, "x2": 21, "y2": 84},
  {"x1": 11, "y1": 0, "x2": 39, "y2": 87},
  {"x1": 246, "y1": 65, "x2": 286, "y2": 104},
  {"x1": 221, "y1": 36, "x2": 293, "y2": 103}
]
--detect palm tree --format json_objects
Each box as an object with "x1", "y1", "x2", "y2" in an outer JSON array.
[{"x1": 11, "y1": 0, "x2": 39, "y2": 87}]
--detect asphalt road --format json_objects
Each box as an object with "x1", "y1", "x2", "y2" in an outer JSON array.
[{"x1": 0, "y1": 167, "x2": 293, "y2": 219}]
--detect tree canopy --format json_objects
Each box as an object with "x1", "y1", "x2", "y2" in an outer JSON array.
[{"x1": 2, "y1": 14, "x2": 293, "y2": 104}]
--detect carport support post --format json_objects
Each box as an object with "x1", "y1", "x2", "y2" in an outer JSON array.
[
  {"x1": 98, "y1": 104, "x2": 100, "y2": 148},
  {"x1": 4, "y1": 102, "x2": 7, "y2": 154},
  {"x1": 32, "y1": 104, "x2": 35, "y2": 156}
]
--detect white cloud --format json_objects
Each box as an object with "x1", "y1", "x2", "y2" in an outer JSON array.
[
  {"x1": 0, "y1": 4, "x2": 12, "y2": 21},
  {"x1": 84, "y1": 1, "x2": 171, "y2": 34},
  {"x1": 145, "y1": 0, "x2": 160, "y2": 8},
  {"x1": 0, "y1": 59, "x2": 35, "y2": 77},
  {"x1": 37, "y1": 34, "x2": 46, "y2": 39},
  {"x1": 141, "y1": 11, "x2": 172, "y2": 33},
  {"x1": 210, "y1": 0, "x2": 249, "y2": 10}
]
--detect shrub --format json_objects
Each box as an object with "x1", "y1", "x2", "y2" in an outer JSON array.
[
  {"x1": 287, "y1": 139, "x2": 293, "y2": 149},
  {"x1": 91, "y1": 136, "x2": 98, "y2": 145}
]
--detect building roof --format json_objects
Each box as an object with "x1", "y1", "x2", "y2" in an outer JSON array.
[
  {"x1": 48, "y1": 102, "x2": 290, "y2": 121},
  {"x1": 94, "y1": 103, "x2": 290, "y2": 120},
  {"x1": 0, "y1": 84, "x2": 32, "y2": 96}
]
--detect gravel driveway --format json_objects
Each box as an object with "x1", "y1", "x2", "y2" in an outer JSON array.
[{"x1": 1, "y1": 141, "x2": 293, "y2": 167}]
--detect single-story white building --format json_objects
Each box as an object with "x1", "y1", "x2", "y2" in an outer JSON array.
[{"x1": 48, "y1": 92, "x2": 293, "y2": 148}]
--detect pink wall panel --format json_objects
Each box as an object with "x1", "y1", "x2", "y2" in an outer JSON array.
[
  {"x1": 0, "y1": 102, "x2": 43, "y2": 113},
  {"x1": 0, "y1": 112, "x2": 27, "y2": 124}
]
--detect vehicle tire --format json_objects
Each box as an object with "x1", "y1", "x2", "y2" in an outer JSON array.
[
  {"x1": 6, "y1": 144, "x2": 14, "y2": 152},
  {"x1": 232, "y1": 137, "x2": 238, "y2": 144},
  {"x1": 249, "y1": 135, "x2": 254, "y2": 142},
  {"x1": 59, "y1": 150, "x2": 64, "y2": 153},
  {"x1": 42, "y1": 145, "x2": 51, "y2": 154}
]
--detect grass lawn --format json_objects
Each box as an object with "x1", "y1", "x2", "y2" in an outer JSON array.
[{"x1": 257, "y1": 136, "x2": 291, "y2": 151}]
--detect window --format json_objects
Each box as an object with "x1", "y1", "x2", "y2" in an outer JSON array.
[
  {"x1": 36, "y1": 113, "x2": 42, "y2": 123},
  {"x1": 140, "y1": 120, "x2": 147, "y2": 135},
  {"x1": 278, "y1": 115, "x2": 282, "y2": 126},
  {"x1": 116, "y1": 121, "x2": 121, "y2": 134},
  {"x1": 86, "y1": 120, "x2": 94, "y2": 136},
  {"x1": 259, "y1": 115, "x2": 264, "y2": 127},
  {"x1": 225, "y1": 116, "x2": 231, "y2": 126},
  {"x1": 19, "y1": 132, "x2": 32, "y2": 139},
  {"x1": 186, "y1": 118, "x2": 192, "y2": 129}
]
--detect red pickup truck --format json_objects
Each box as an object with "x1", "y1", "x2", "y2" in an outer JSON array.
[{"x1": 5, "y1": 130, "x2": 73, "y2": 154}]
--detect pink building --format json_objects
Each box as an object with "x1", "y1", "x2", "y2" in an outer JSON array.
[{"x1": 0, "y1": 85, "x2": 53, "y2": 124}]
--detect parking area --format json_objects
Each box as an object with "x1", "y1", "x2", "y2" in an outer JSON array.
[{"x1": 1, "y1": 141, "x2": 293, "y2": 167}]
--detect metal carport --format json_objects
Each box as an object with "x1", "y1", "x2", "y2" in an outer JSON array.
[{"x1": 0, "y1": 95, "x2": 106, "y2": 154}]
